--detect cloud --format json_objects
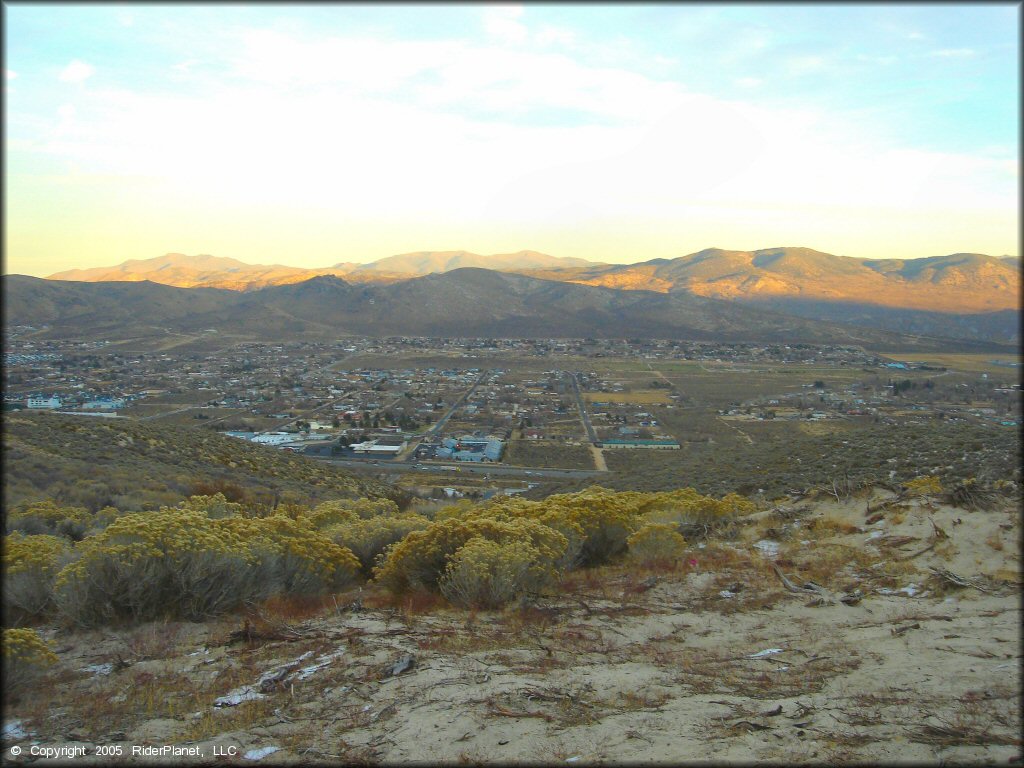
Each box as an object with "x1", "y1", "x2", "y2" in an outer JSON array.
[
  {"x1": 6, "y1": 69, "x2": 17, "y2": 80},
  {"x1": 907, "y1": 31, "x2": 925, "y2": 40},
  {"x1": 482, "y1": 4, "x2": 528, "y2": 45},
  {"x1": 929, "y1": 48, "x2": 976, "y2": 58},
  {"x1": 12, "y1": 24, "x2": 1015, "y2": 262},
  {"x1": 786, "y1": 55, "x2": 825, "y2": 75},
  {"x1": 534, "y1": 25, "x2": 575, "y2": 47},
  {"x1": 59, "y1": 60, "x2": 95, "y2": 83}
]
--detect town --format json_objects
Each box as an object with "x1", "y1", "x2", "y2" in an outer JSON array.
[{"x1": 5, "y1": 332, "x2": 1019, "y2": 499}]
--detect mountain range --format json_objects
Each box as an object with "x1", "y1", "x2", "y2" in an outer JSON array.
[
  {"x1": 32, "y1": 247, "x2": 1019, "y2": 345},
  {"x1": 46, "y1": 251, "x2": 601, "y2": 290}
]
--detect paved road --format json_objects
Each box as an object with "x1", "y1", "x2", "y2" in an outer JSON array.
[
  {"x1": 314, "y1": 457, "x2": 602, "y2": 480},
  {"x1": 569, "y1": 372, "x2": 599, "y2": 444},
  {"x1": 398, "y1": 369, "x2": 490, "y2": 463}
]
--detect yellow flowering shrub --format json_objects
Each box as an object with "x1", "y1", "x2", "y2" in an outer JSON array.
[
  {"x1": 7, "y1": 499, "x2": 91, "y2": 540},
  {"x1": 176, "y1": 493, "x2": 246, "y2": 519},
  {"x1": 327, "y1": 513, "x2": 431, "y2": 575},
  {"x1": 231, "y1": 513, "x2": 361, "y2": 594},
  {"x1": 53, "y1": 505, "x2": 360, "y2": 626},
  {"x1": 2, "y1": 533, "x2": 72, "y2": 620},
  {"x1": 439, "y1": 536, "x2": 549, "y2": 608},
  {"x1": 374, "y1": 516, "x2": 567, "y2": 597},
  {"x1": 626, "y1": 524, "x2": 687, "y2": 564},
  {"x1": 9, "y1": 499, "x2": 90, "y2": 526},
  {"x1": 639, "y1": 488, "x2": 755, "y2": 532},
  {"x1": 305, "y1": 497, "x2": 402, "y2": 529},
  {"x1": 431, "y1": 486, "x2": 751, "y2": 569},
  {"x1": 3, "y1": 628, "x2": 58, "y2": 696},
  {"x1": 903, "y1": 475, "x2": 943, "y2": 497}
]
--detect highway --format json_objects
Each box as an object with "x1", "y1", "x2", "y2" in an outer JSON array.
[{"x1": 314, "y1": 457, "x2": 602, "y2": 480}]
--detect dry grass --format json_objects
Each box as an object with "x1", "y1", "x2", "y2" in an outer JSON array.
[
  {"x1": 985, "y1": 533, "x2": 1004, "y2": 551},
  {"x1": 255, "y1": 593, "x2": 340, "y2": 622},
  {"x1": 583, "y1": 390, "x2": 672, "y2": 404}
]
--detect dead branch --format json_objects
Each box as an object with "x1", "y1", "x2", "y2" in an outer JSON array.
[
  {"x1": 928, "y1": 567, "x2": 1004, "y2": 595},
  {"x1": 487, "y1": 702, "x2": 554, "y2": 722}
]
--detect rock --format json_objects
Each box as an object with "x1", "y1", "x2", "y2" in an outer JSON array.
[{"x1": 385, "y1": 654, "x2": 416, "y2": 678}]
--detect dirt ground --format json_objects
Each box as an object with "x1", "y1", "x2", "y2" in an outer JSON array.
[{"x1": 3, "y1": 488, "x2": 1021, "y2": 765}]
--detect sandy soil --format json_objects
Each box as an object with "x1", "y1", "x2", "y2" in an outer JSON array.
[{"x1": 3, "y1": 488, "x2": 1020, "y2": 765}]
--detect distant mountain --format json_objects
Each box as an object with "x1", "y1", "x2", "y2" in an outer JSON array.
[
  {"x1": 5, "y1": 270, "x2": 1014, "y2": 352},
  {"x1": 47, "y1": 253, "x2": 350, "y2": 292},
  {"x1": 346, "y1": 250, "x2": 600, "y2": 276},
  {"x1": 46, "y1": 251, "x2": 604, "y2": 291},
  {"x1": 523, "y1": 247, "x2": 1019, "y2": 315},
  {"x1": 32, "y1": 246, "x2": 1019, "y2": 345}
]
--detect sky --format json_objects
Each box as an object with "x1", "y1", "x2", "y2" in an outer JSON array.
[{"x1": 3, "y1": 3, "x2": 1019, "y2": 276}]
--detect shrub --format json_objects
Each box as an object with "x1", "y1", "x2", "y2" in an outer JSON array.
[
  {"x1": 640, "y1": 488, "x2": 754, "y2": 537},
  {"x1": 3, "y1": 628, "x2": 58, "y2": 697},
  {"x1": 626, "y1": 524, "x2": 687, "y2": 565},
  {"x1": 176, "y1": 493, "x2": 246, "y2": 519},
  {"x1": 903, "y1": 475, "x2": 943, "y2": 497},
  {"x1": 6, "y1": 499, "x2": 91, "y2": 541},
  {"x1": 52, "y1": 505, "x2": 360, "y2": 627},
  {"x1": 374, "y1": 516, "x2": 567, "y2": 597},
  {"x1": 327, "y1": 513, "x2": 431, "y2": 576},
  {"x1": 305, "y1": 497, "x2": 402, "y2": 528},
  {"x1": 53, "y1": 507, "x2": 260, "y2": 626},
  {"x1": 2, "y1": 533, "x2": 72, "y2": 622},
  {"x1": 439, "y1": 536, "x2": 551, "y2": 608},
  {"x1": 229, "y1": 514, "x2": 361, "y2": 595}
]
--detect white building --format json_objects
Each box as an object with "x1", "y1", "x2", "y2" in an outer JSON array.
[
  {"x1": 350, "y1": 439, "x2": 406, "y2": 455},
  {"x1": 26, "y1": 396, "x2": 61, "y2": 409},
  {"x1": 250, "y1": 433, "x2": 295, "y2": 445}
]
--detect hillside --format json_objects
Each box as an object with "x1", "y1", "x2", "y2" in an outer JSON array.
[
  {"x1": 530, "y1": 247, "x2": 1019, "y2": 314},
  {"x1": 2, "y1": 411, "x2": 400, "y2": 513},
  {"x1": 7, "y1": 271, "x2": 1009, "y2": 352}
]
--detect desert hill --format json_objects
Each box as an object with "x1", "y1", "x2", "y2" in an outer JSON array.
[
  {"x1": 6, "y1": 271, "x2": 1008, "y2": 351},
  {"x1": 518, "y1": 247, "x2": 1019, "y2": 314},
  {"x1": 38, "y1": 248, "x2": 1019, "y2": 344},
  {"x1": 4, "y1": 484, "x2": 1020, "y2": 764},
  {"x1": 2, "y1": 410, "x2": 399, "y2": 513}
]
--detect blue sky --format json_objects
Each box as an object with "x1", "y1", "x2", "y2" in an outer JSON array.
[{"x1": 4, "y1": 3, "x2": 1019, "y2": 275}]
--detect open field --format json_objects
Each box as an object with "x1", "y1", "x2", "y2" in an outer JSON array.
[
  {"x1": 505, "y1": 440, "x2": 595, "y2": 470},
  {"x1": 4, "y1": 489, "x2": 1019, "y2": 765},
  {"x1": 877, "y1": 353, "x2": 1023, "y2": 374},
  {"x1": 584, "y1": 390, "x2": 673, "y2": 405}
]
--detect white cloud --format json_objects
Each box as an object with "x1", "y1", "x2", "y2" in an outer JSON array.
[
  {"x1": 15, "y1": 27, "x2": 1015, "y2": 258},
  {"x1": 786, "y1": 55, "x2": 825, "y2": 75},
  {"x1": 929, "y1": 48, "x2": 976, "y2": 58},
  {"x1": 6, "y1": 69, "x2": 17, "y2": 80},
  {"x1": 57, "y1": 104, "x2": 76, "y2": 120},
  {"x1": 907, "y1": 31, "x2": 925, "y2": 41},
  {"x1": 59, "y1": 60, "x2": 95, "y2": 83},
  {"x1": 482, "y1": 4, "x2": 528, "y2": 45},
  {"x1": 534, "y1": 25, "x2": 575, "y2": 47}
]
